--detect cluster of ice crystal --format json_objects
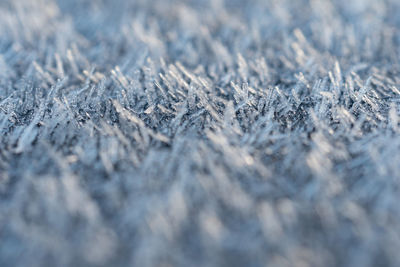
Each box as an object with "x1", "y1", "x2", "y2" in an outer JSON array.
[{"x1": 1, "y1": 0, "x2": 400, "y2": 266}]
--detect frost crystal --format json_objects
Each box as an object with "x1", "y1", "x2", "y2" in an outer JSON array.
[{"x1": 1, "y1": 0, "x2": 400, "y2": 266}]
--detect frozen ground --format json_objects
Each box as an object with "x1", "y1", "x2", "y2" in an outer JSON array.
[{"x1": 1, "y1": 0, "x2": 400, "y2": 266}]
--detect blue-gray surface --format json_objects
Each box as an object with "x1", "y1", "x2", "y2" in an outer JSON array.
[{"x1": 1, "y1": 0, "x2": 400, "y2": 266}]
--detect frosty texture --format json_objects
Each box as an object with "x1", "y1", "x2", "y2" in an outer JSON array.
[{"x1": 1, "y1": 0, "x2": 400, "y2": 266}]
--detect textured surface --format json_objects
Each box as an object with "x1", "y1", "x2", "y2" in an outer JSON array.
[{"x1": 1, "y1": 0, "x2": 400, "y2": 266}]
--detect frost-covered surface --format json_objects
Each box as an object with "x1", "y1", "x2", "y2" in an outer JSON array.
[{"x1": 1, "y1": 0, "x2": 400, "y2": 266}]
